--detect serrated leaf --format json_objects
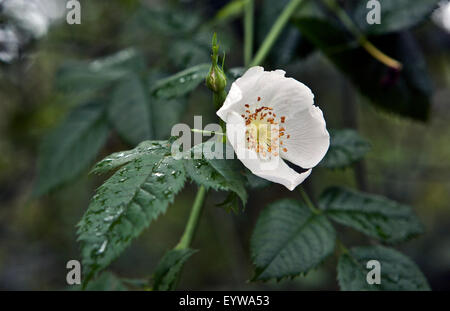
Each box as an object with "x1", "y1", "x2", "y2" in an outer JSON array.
[
  {"x1": 319, "y1": 187, "x2": 423, "y2": 244},
  {"x1": 108, "y1": 74, "x2": 152, "y2": 145},
  {"x1": 294, "y1": 17, "x2": 432, "y2": 121},
  {"x1": 183, "y1": 141, "x2": 247, "y2": 206},
  {"x1": 251, "y1": 199, "x2": 336, "y2": 281},
  {"x1": 338, "y1": 245, "x2": 430, "y2": 291},
  {"x1": 352, "y1": 0, "x2": 439, "y2": 35},
  {"x1": 34, "y1": 103, "x2": 109, "y2": 196},
  {"x1": 91, "y1": 140, "x2": 171, "y2": 175},
  {"x1": 150, "y1": 64, "x2": 210, "y2": 99},
  {"x1": 77, "y1": 142, "x2": 186, "y2": 280},
  {"x1": 152, "y1": 248, "x2": 197, "y2": 291},
  {"x1": 320, "y1": 129, "x2": 371, "y2": 169}
]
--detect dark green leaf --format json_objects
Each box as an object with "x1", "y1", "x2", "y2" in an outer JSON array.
[
  {"x1": 56, "y1": 49, "x2": 145, "y2": 96},
  {"x1": 245, "y1": 169, "x2": 271, "y2": 190},
  {"x1": 150, "y1": 64, "x2": 210, "y2": 99},
  {"x1": 151, "y1": 97, "x2": 187, "y2": 139},
  {"x1": 91, "y1": 140, "x2": 171, "y2": 175},
  {"x1": 125, "y1": 7, "x2": 200, "y2": 38},
  {"x1": 152, "y1": 249, "x2": 197, "y2": 291},
  {"x1": 320, "y1": 129, "x2": 371, "y2": 169},
  {"x1": 168, "y1": 40, "x2": 209, "y2": 68},
  {"x1": 77, "y1": 141, "x2": 186, "y2": 280},
  {"x1": 147, "y1": 71, "x2": 188, "y2": 140},
  {"x1": 251, "y1": 199, "x2": 336, "y2": 281},
  {"x1": 34, "y1": 103, "x2": 109, "y2": 196},
  {"x1": 216, "y1": 192, "x2": 241, "y2": 214},
  {"x1": 183, "y1": 141, "x2": 248, "y2": 206},
  {"x1": 351, "y1": 0, "x2": 439, "y2": 35},
  {"x1": 108, "y1": 75, "x2": 152, "y2": 145},
  {"x1": 320, "y1": 187, "x2": 423, "y2": 243},
  {"x1": 338, "y1": 245, "x2": 430, "y2": 291},
  {"x1": 294, "y1": 17, "x2": 432, "y2": 121}
]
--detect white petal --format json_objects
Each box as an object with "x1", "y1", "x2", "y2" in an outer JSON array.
[
  {"x1": 217, "y1": 66, "x2": 315, "y2": 123},
  {"x1": 281, "y1": 105, "x2": 330, "y2": 169},
  {"x1": 234, "y1": 66, "x2": 265, "y2": 91},
  {"x1": 251, "y1": 71, "x2": 315, "y2": 116},
  {"x1": 217, "y1": 66, "x2": 264, "y2": 122},
  {"x1": 255, "y1": 161, "x2": 312, "y2": 191},
  {"x1": 226, "y1": 112, "x2": 312, "y2": 191}
]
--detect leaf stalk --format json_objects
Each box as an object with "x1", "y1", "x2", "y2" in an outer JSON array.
[
  {"x1": 175, "y1": 186, "x2": 207, "y2": 250},
  {"x1": 244, "y1": 0, "x2": 254, "y2": 66},
  {"x1": 250, "y1": 0, "x2": 304, "y2": 67}
]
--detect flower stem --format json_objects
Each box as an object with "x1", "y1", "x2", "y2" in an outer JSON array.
[
  {"x1": 244, "y1": 0, "x2": 254, "y2": 67},
  {"x1": 298, "y1": 186, "x2": 322, "y2": 215},
  {"x1": 323, "y1": 0, "x2": 402, "y2": 70},
  {"x1": 213, "y1": 89, "x2": 228, "y2": 111},
  {"x1": 249, "y1": 0, "x2": 304, "y2": 67},
  {"x1": 175, "y1": 186, "x2": 207, "y2": 250}
]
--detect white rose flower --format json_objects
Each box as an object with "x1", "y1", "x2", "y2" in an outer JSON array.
[{"x1": 217, "y1": 66, "x2": 330, "y2": 191}]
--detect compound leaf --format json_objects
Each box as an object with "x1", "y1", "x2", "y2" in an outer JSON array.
[{"x1": 77, "y1": 141, "x2": 186, "y2": 281}]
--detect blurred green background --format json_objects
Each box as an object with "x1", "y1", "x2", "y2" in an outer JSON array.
[{"x1": 0, "y1": 0, "x2": 449, "y2": 290}]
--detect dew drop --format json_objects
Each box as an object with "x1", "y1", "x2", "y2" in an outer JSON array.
[{"x1": 97, "y1": 240, "x2": 108, "y2": 254}]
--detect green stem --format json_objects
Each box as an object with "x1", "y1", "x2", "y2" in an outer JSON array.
[
  {"x1": 175, "y1": 186, "x2": 207, "y2": 250},
  {"x1": 298, "y1": 186, "x2": 322, "y2": 215},
  {"x1": 244, "y1": 0, "x2": 254, "y2": 67},
  {"x1": 213, "y1": 90, "x2": 227, "y2": 111},
  {"x1": 298, "y1": 187, "x2": 351, "y2": 258},
  {"x1": 213, "y1": 90, "x2": 228, "y2": 142},
  {"x1": 323, "y1": 0, "x2": 402, "y2": 70},
  {"x1": 250, "y1": 0, "x2": 303, "y2": 67},
  {"x1": 297, "y1": 186, "x2": 353, "y2": 260}
]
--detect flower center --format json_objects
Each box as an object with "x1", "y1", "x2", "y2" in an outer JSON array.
[{"x1": 241, "y1": 97, "x2": 290, "y2": 158}]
